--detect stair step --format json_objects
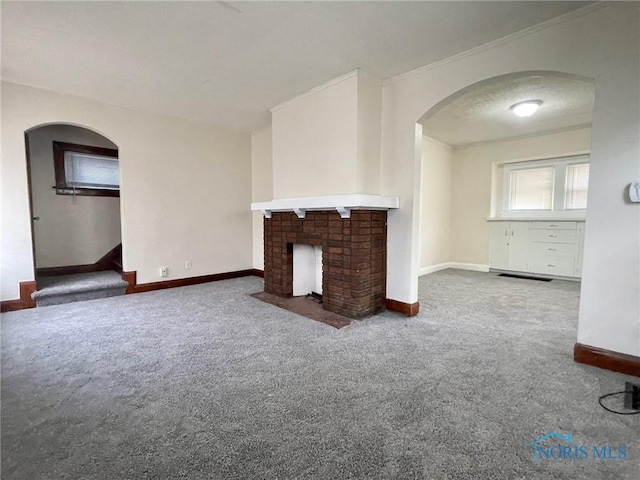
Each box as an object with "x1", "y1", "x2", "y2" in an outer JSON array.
[
  {"x1": 34, "y1": 287, "x2": 127, "y2": 307},
  {"x1": 33, "y1": 271, "x2": 128, "y2": 307}
]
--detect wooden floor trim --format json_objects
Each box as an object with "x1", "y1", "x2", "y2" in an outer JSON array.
[
  {"x1": 1, "y1": 280, "x2": 37, "y2": 313},
  {"x1": 0, "y1": 299, "x2": 26, "y2": 313},
  {"x1": 252, "y1": 269, "x2": 264, "y2": 278},
  {"x1": 122, "y1": 269, "x2": 255, "y2": 294},
  {"x1": 122, "y1": 271, "x2": 137, "y2": 294},
  {"x1": 574, "y1": 343, "x2": 640, "y2": 377},
  {"x1": 385, "y1": 298, "x2": 420, "y2": 317}
]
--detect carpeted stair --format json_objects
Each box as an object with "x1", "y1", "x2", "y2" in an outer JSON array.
[{"x1": 32, "y1": 270, "x2": 128, "y2": 307}]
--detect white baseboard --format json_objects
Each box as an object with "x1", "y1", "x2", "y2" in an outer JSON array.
[
  {"x1": 419, "y1": 262, "x2": 490, "y2": 276},
  {"x1": 448, "y1": 262, "x2": 490, "y2": 273},
  {"x1": 419, "y1": 263, "x2": 450, "y2": 276}
]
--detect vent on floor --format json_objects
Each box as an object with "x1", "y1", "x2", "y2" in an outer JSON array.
[{"x1": 498, "y1": 273, "x2": 552, "y2": 282}]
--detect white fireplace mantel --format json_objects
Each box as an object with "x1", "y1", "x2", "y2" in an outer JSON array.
[{"x1": 251, "y1": 194, "x2": 400, "y2": 219}]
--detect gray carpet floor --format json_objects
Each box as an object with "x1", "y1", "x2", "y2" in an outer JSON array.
[{"x1": 1, "y1": 270, "x2": 638, "y2": 479}]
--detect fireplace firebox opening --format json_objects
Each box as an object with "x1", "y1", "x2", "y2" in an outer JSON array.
[{"x1": 293, "y1": 244, "x2": 323, "y2": 297}]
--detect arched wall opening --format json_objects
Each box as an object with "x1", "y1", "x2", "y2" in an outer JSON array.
[
  {"x1": 413, "y1": 70, "x2": 595, "y2": 332},
  {"x1": 416, "y1": 70, "x2": 595, "y2": 125},
  {"x1": 25, "y1": 122, "x2": 119, "y2": 146},
  {"x1": 375, "y1": 4, "x2": 639, "y2": 362},
  {"x1": 24, "y1": 122, "x2": 123, "y2": 285}
]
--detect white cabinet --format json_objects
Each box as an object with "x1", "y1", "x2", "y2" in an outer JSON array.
[
  {"x1": 529, "y1": 255, "x2": 574, "y2": 277},
  {"x1": 488, "y1": 222, "x2": 530, "y2": 272},
  {"x1": 488, "y1": 220, "x2": 585, "y2": 279},
  {"x1": 529, "y1": 222, "x2": 577, "y2": 277},
  {"x1": 489, "y1": 223, "x2": 509, "y2": 270},
  {"x1": 529, "y1": 229, "x2": 577, "y2": 244},
  {"x1": 508, "y1": 222, "x2": 530, "y2": 272}
]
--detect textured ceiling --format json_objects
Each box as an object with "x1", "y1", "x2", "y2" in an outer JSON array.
[
  {"x1": 1, "y1": 1, "x2": 593, "y2": 132},
  {"x1": 422, "y1": 74, "x2": 595, "y2": 147}
]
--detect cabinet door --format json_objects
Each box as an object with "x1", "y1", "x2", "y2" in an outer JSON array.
[
  {"x1": 508, "y1": 222, "x2": 530, "y2": 272},
  {"x1": 489, "y1": 222, "x2": 510, "y2": 270}
]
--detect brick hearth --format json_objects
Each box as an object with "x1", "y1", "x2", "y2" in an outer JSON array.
[{"x1": 263, "y1": 210, "x2": 387, "y2": 319}]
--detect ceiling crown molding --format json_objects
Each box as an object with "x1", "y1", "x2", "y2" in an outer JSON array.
[
  {"x1": 423, "y1": 135, "x2": 453, "y2": 150},
  {"x1": 452, "y1": 124, "x2": 593, "y2": 151},
  {"x1": 269, "y1": 69, "x2": 359, "y2": 113},
  {"x1": 384, "y1": 2, "x2": 610, "y2": 87}
]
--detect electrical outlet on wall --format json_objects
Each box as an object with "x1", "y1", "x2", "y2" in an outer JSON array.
[
  {"x1": 185, "y1": 260, "x2": 192, "y2": 269},
  {"x1": 160, "y1": 267, "x2": 168, "y2": 277}
]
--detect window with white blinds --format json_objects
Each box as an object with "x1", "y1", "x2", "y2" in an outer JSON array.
[
  {"x1": 53, "y1": 141, "x2": 119, "y2": 197},
  {"x1": 509, "y1": 167, "x2": 554, "y2": 211},
  {"x1": 64, "y1": 152, "x2": 120, "y2": 189},
  {"x1": 500, "y1": 155, "x2": 590, "y2": 216},
  {"x1": 565, "y1": 163, "x2": 589, "y2": 210}
]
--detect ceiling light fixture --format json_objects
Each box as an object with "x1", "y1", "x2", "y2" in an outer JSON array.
[{"x1": 510, "y1": 100, "x2": 543, "y2": 117}]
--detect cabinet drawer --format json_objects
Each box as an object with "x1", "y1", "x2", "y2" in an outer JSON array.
[
  {"x1": 530, "y1": 229, "x2": 577, "y2": 244},
  {"x1": 531, "y1": 243, "x2": 576, "y2": 257},
  {"x1": 531, "y1": 222, "x2": 577, "y2": 230},
  {"x1": 529, "y1": 256, "x2": 575, "y2": 277}
]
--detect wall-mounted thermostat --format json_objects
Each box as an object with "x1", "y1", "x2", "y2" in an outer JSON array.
[{"x1": 629, "y1": 182, "x2": 640, "y2": 203}]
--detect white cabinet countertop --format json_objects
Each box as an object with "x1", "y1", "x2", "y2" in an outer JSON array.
[{"x1": 487, "y1": 217, "x2": 586, "y2": 222}]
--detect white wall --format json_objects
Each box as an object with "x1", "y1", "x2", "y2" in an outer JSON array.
[
  {"x1": 420, "y1": 136, "x2": 452, "y2": 270},
  {"x1": 357, "y1": 73, "x2": 383, "y2": 194},
  {"x1": 251, "y1": 126, "x2": 273, "y2": 270},
  {"x1": 1, "y1": 81, "x2": 252, "y2": 300},
  {"x1": 271, "y1": 70, "x2": 383, "y2": 199},
  {"x1": 449, "y1": 127, "x2": 592, "y2": 265},
  {"x1": 380, "y1": 3, "x2": 639, "y2": 356},
  {"x1": 271, "y1": 73, "x2": 359, "y2": 199},
  {"x1": 27, "y1": 125, "x2": 122, "y2": 268}
]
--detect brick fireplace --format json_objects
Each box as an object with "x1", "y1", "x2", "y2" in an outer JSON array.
[
  {"x1": 264, "y1": 210, "x2": 387, "y2": 318},
  {"x1": 253, "y1": 195, "x2": 399, "y2": 319}
]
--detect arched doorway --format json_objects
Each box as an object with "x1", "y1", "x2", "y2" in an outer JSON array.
[
  {"x1": 24, "y1": 123, "x2": 126, "y2": 306},
  {"x1": 414, "y1": 70, "x2": 594, "y2": 323}
]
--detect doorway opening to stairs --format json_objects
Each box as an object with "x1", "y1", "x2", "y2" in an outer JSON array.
[{"x1": 24, "y1": 124, "x2": 127, "y2": 306}]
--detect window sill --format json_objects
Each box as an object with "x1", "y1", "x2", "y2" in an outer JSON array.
[
  {"x1": 54, "y1": 187, "x2": 120, "y2": 198},
  {"x1": 490, "y1": 210, "x2": 585, "y2": 220},
  {"x1": 488, "y1": 215, "x2": 586, "y2": 222}
]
